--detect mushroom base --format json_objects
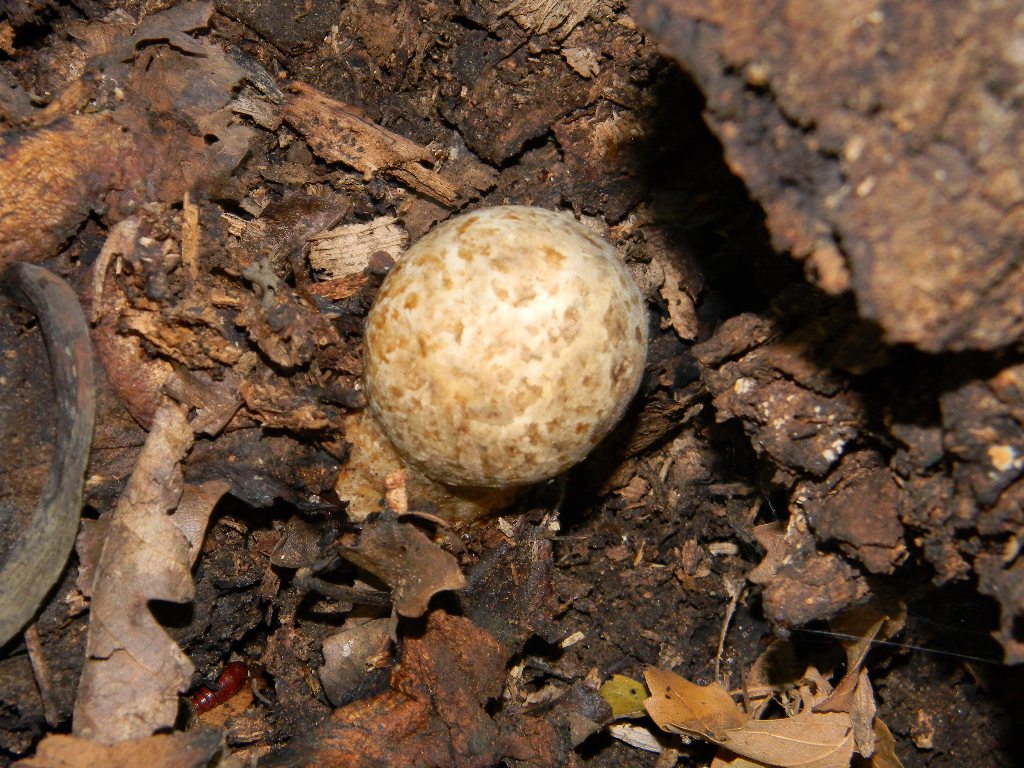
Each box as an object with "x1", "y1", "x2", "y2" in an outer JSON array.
[{"x1": 335, "y1": 412, "x2": 519, "y2": 524}]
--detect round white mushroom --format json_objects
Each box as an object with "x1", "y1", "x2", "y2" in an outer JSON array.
[{"x1": 363, "y1": 205, "x2": 648, "y2": 489}]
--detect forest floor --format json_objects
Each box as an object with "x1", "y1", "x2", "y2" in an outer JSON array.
[{"x1": 1, "y1": 1, "x2": 1022, "y2": 767}]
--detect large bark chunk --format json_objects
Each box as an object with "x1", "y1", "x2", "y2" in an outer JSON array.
[{"x1": 636, "y1": 0, "x2": 1024, "y2": 352}]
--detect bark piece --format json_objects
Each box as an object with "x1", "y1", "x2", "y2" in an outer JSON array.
[
  {"x1": 215, "y1": 0, "x2": 338, "y2": 55},
  {"x1": 795, "y1": 452, "x2": 906, "y2": 574},
  {"x1": 635, "y1": 0, "x2": 1024, "y2": 352},
  {"x1": 283, "y1": 82, "x2": 495, "y2": 206},
  {"x1": 552, "y1": 110, "x2": 647, "y2": 223},
  {"x1": 762, "y1": 552, "x2": 868, "y2": 629},
  {"x1": 976, "y1": 553, "x2": 1024, "y2": 664},
  {"x1": 694, "y1": 306, "x2": 869, "y2": 483},
  {"x1": 441, "y1": 45, "x2": 604, "y2": 164},
  {"x1": 16, "y1": 728, "x2": 223, "y2": 768}
]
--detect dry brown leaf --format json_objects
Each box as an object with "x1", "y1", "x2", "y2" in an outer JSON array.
[
  {"x1": 72, "y1": 401, "x2": 225, "y2": 743},
  {"x1": 318, "y1": 616, "x2": 397, "y2": 706},
  {"x1": 643, "y1": 667, "x2": 746, "y2": 741},
  {"x1": 340, "y1": 513, "x2": 467, "y2": 617},
  {"x1": 162, "y1": 367, "x2": 242, "y2": 437},
  {"x1": 864, "y1": 719, "x2": 904, "y2": 768},
  {"x1": 710, "y1": 751, "x2": 770, "y2": 768},
  {"x1": 812, "y1": 600, "x2": 904, "y2": 758},
  {"x1": 813, "y1": 664, "x2": 875, "y2": 756},
  {"x1": 16, "y1": 729, "x2": 223, "y2": 768},
  {"x1": 173, "y1": 479, "x2": 231, "y2": 564},
  {"x1": 850, "y1": 670, "x2": 877, "y2": 757},
  {"x1": 646, "y1": 666, "x2": 854, "y2": 768},
  {"x1": 830, "y1": 599, "x2": 906, "y2": 672},
  {"x1": 719, "y1": 706, "x2": 854, "y2": 768}
]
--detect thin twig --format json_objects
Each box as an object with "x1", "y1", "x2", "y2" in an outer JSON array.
[
  {"x1": 24, "y1": 623, "x2": 60, "y2": 727},
  {"x1": 714, "y1": 577, "x2": 745, "y2": 682}
]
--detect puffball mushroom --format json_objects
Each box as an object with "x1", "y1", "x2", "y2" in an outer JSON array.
[{"x1": 336, "y1": 205, "x2": 648, "y2": 522}]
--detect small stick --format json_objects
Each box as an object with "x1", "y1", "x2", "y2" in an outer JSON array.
[
  {"x1": 24, "y1": 623, "x2": 60, "y2": 727},
  {"x1": 714, "y1": 578, "x2": 745, "y2": 683},
  {"x1": 294, "y1": 555, "x2": 391, "y2": 607}
]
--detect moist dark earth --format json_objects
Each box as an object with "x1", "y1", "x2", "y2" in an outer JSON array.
[{"x1": 1, "y1": 0, "x2": 1024, "y2": 767}]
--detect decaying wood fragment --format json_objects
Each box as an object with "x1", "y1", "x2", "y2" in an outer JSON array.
[
  {"x1": 307, "y1": 216, "x2": 408, "y2": 279},
  {"x1": 282, "y1": 82, "x2": 495, "y2": 207},
  {"x1": 499, "y1": 0, "x2": 606, "y2": 38},
  {"x1": 16, "y1": 728, "x2": 223, "y2": 768},
  {"x1": 262, "y1": 610, "x2": 602, "y2": 768},
  {"x1": 0, "y1": 1, "x2": 253, "y2": 267},
  {"x1": 0, "y1": 115, "x2": 135, "y2": 265}
]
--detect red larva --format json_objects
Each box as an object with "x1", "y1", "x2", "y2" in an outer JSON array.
[{"x1": 190, "y1": 661, "x2": 249, "y2": 714}]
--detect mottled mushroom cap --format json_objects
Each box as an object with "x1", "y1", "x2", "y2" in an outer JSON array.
[{"x1": 364, "y1": 206, "x2": 648, "y2": 488}]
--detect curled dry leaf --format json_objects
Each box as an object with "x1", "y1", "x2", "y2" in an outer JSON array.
[
  {"x1": 867, "y1": 719, "x2": 904, "y2": 768},
  {"x1": 608, "y1": 723, "x2": 670, "y2": 754},
  {"x1": 829, "y1": 600, "x2": 907, "y2": 673},
  {"x1": 72, "y1": 401, "x2": 227, "y2": 743},
  {"x1": 339, "y1": 513, "x2": 466, "y2": 617},
  {"x1": 318, "y1": 616, "x2": 397, "y2": 706},
  {"x1": 747, "y1": 521, "x2": 790, "y2": 585},
  {"x1": 644, "y1": 667, "x2": 855, "y2": 768},
  {"x1": 813, "y1": 600, "x2": 905, "y2": 759}
]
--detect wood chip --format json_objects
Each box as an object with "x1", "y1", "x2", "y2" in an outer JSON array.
[{"x1": 284, "y1": 82, "x2": 490, "y2": 207}]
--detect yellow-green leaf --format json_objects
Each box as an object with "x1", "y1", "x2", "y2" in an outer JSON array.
[{"x1": 599, "y1": 674, "x2": 649, "y2": 718}]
